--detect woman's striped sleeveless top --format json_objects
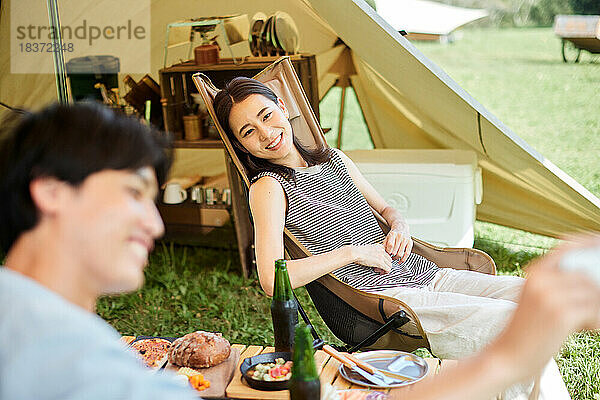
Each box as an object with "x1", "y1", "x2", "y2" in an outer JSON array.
[{"x1": 252, "y1": 148, "x2": 439, "y2": 291}]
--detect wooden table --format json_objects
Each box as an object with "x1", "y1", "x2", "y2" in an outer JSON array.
[{"x1": 225, "y1": 345, "x2": 445, "y2": 399}]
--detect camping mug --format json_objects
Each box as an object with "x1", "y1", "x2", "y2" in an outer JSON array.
[
  {"x1": 221, "y1": 188, "x2": 232, "y2": 206},
  {"x1": 205, "y1": 188, "x2": 216, "y2": 205},
  {"x1": 190, "y1": 185, "x2": 203, "y2": 203},
  {"x1": 163, "y1": 183, "x2": 187, "y2": 204}
]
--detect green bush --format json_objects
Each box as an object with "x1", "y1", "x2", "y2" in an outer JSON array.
[
  {"x1": 568, "y1": 0, "x2": 600, "y2": 14},
  {"x1": 528, "y1": 0, "x2": 573, "y2": 26}
]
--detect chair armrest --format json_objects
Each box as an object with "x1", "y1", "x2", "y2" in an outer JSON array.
[
  {"x1": 371, "y1": 208, "x2": 495, "y2": 275},
  {"x1": 412, "y1": 238, "x2": 496, "y2": 275}
]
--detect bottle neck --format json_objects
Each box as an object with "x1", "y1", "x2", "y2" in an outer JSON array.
[
  {"x1": 273, "y1": 262, "x2": 294, "y2": 301},
  {"x1": 292, "y1": 325, "x2": 319, "y2": 381}
]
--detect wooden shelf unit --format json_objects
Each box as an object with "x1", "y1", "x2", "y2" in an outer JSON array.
[{"x1": 159, "y1": 55, "x2": 319, "y2": 140}]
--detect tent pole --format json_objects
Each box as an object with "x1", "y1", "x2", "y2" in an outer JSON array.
[
  {"x1": 46, "y1": 0, "x2": 69, "y2": 104},
  {"x1": 337, "y1": 85, "x2": 347, "y2": 149},
  {"x1": 336, "y1": 75, "x2": 351, "y2": 149}
]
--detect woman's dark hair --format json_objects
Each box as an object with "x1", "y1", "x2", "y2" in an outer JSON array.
[
  {"x1": 213, "y1": 77, "x2": 329, "y2": 181},
  {"x1": 0, "y1": 102, "x2": 173, "y2": 252}
]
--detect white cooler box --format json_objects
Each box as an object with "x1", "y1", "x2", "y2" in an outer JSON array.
[{"x1": 345, "y1": 149, "x2": 482, "y2": 248}]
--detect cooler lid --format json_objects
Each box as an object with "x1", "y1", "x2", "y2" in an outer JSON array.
[
  {"x1": 66, "y1": 55, "x2": 120, "y2": 74},
  {"x1": 346, "y1": 149, "x2": 478, "y2": 178}
]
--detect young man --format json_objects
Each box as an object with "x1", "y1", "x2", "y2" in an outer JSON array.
[
  {"x1": 0, "y1": 102, "x2": 598, "y2": 400},
  {"x1": 0, "y1": 103, "x2": 197, "y2": 399}
]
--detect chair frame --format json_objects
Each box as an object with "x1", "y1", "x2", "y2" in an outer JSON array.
[{"x1": 192, "y1": 57, "x2": 496, "y2": 353}]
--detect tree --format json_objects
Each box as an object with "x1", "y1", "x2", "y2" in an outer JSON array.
[{"x1": 568, "y1": 0, "x2": 600, "y2": 15}]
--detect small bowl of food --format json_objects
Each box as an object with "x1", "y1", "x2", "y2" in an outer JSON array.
[{"x1": 240, "y1": 352, "x2": 293, "y2": 391}]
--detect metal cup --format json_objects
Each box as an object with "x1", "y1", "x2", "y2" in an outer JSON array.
[
  {"x1": 205, "y1": 187, "x2": 216, "y2": 205},
  {"x1": 190, "y1": 185, "x2": 203, "y2": 203},
  {"x1": 221, "y1": 188, "x2": 232, "y2": 206}
]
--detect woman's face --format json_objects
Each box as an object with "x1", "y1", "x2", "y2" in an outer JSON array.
[{"x1": 228, "y1": 94, "x2": 295, "y2": 166}]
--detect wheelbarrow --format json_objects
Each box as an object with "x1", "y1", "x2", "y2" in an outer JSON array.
[{"x1": 553, "y1": 15, "x2": 600, "y2": 63}]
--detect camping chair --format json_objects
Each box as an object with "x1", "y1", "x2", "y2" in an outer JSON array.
[{"x1": 192, "y1": 57, "x2": 496, "y2": 354}]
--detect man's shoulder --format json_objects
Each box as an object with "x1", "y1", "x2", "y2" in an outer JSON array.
[
  {"x1": 0, "y1": 267, "x2": 120, "y2": 355},
  {"x1": 0, "y1": 268, "x2": 110, "y2": 333},
  {"x1": 0, "y1": 269, "x2": 197, "y2": 399}
]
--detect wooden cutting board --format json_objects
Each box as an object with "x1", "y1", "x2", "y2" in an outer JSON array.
[{"x1": 164, "y1": 345, "x2": 241, "y2": 398}]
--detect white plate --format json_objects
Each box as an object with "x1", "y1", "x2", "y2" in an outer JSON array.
[
  {"x1": 271, "y1": 12, "x2": 281, "y2": 54},
  {"x1": 274, "y1": 11, "x2": 299, "y2": 54},
  {"x1": 338, "y1": 350, "x2": 429, "y2": 388},
  {"x1": 249, "y1": 12, "x2": 267, "y2": 56}
]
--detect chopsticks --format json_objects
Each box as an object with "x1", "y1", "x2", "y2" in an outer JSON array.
[
  {"x1": 322, "y1": 345, "x2": 412, "y2": 383},
  {"x1": 322, "y1": 345, "x2": 388, "y2": 386},
  {"x1": 321, "y1": 345, "x2": 356, "y2": 369}
]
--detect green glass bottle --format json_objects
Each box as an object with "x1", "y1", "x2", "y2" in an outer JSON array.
[
  {"x1": 270, "y1": 259, "x2": 299, "y2": 353},
  {"x1": 289, "y1": 324, "x2": 321, "y2": 400}
]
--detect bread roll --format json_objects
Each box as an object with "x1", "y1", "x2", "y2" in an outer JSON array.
[{"x1": 169, "y1": 331, "x2": 231, "y2": 368}]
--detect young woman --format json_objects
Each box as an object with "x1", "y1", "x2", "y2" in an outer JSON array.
[{"x1": 213, "y1": 77, "x2": 570, "y2": 399}]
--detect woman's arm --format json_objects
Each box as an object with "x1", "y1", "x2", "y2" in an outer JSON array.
[
  {"x1": 334, "y1": 149, "x2": 413, "y2": 262},
  {"x1": 249, "y1": 176, "x2": 392, "y2": 296},
  {"x1": 392, "y1": 235, "x2": 600, "y2": 400}
]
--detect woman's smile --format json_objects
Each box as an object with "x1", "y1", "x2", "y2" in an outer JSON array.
[{"x1": 266, "y1": 133, "x2": 283, "y2": 150}]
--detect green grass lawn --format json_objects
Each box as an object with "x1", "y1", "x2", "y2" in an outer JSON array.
[{"x1": 99, "y1": 28, "x2": 599, "y2": 399}]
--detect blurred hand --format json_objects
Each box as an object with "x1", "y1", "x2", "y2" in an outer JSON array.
[
  {"x1": 383, "y1": 228, "x2": 413, "y2": 263},
  {"x1": 491, "y1": 234, "x2": 600, "y2": 382},
  {"x1": 351, "y1": 244, "x2": 393, "y2": 274}
]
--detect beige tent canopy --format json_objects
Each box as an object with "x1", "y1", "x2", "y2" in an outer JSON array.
[{"x1": 1, "y1": 0, "x2": 599, "y2": 238}]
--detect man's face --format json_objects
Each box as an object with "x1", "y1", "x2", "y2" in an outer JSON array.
[{"x1": 60, "y1": 167, "x2": 164, "y2": 294}]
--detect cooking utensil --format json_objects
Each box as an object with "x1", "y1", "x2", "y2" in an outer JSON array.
[
  {"x1": 239, "y1": 339, "x2": 323, "y2": 391},
  {"x1": 381, "y1": 352, "x2": 428, "y2": 378},
  {"x1": 345, "y1": 352, "x2": 411, "y2": 383},
  {"x1": 239, "y1": 352, "x2": 292, "y2": 391},
  {"x1": 322, "y1": 345, "x2": 388, "y2": 387},
  {"x1": 384, "y1": 353, "x2": 414, "y2": 372},
  {"x1": 338, "y1": 350, "x2": 429, "y2": 388}
]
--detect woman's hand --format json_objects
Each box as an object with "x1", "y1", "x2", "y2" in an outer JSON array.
[
  {"x1": 350, "y1": 244, "x2": 393, "y2": 274},
  {"x1": 383, "y1": 228, "x2": 413, "y2": 263}
]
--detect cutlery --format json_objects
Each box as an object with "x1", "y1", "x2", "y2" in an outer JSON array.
[
  {"x1": 345, "y1": 352, "x2": 412, "y2": 383},
  {"x1": 322, "y1": 345, "x2": 389, "y2": 387},
  {"x1": 384, "y1": 353, "x2": 420, "y2": 373}
]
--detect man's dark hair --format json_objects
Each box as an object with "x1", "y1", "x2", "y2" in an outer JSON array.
[
  {"x1": 0, "y1": 102, "x2": 172, "y2": 252},
  {"x1": 213, "y1": 77, "x2": 329, "y2": 182}
]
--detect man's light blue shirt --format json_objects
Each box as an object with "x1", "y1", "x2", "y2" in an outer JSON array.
[{"x1": 0, "y1": 268, "x2": 198, "y2": 400}]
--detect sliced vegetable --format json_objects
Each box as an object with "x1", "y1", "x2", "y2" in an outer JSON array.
[
  {"x1": 188, "y1": 373, "x2": 211, "y2": 391},
  {"x1": 248, "y1": 360, "x2": 294, "y2": 381}
]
